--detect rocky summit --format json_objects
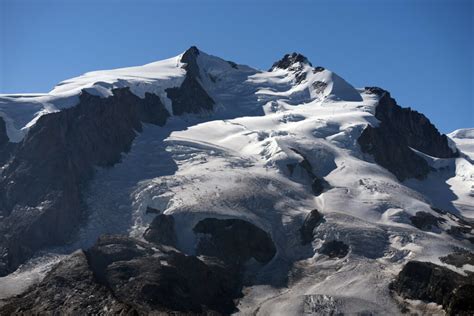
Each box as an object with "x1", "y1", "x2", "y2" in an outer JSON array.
[{"x1": 0, "y1": 47, "x2": 472, "y2": 315}]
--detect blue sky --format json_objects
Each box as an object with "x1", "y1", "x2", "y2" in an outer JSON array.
[{"x1": 1, "y1": 0, "x2": 472, "y2": 132}]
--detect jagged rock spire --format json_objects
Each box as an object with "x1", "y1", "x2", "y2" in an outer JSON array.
[{"x1": 270, "y1": 52, "x2": 312, "y2": 71}]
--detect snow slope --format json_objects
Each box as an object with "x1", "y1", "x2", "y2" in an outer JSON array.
[
  {"x1": 0, "y1": 48, "x2": 472, "y2": 314},
  {"x1": 450, "y1": 128, "x2": 474, "y2": 160}
]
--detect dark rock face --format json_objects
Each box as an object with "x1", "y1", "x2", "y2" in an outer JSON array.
[
  {"x1": 358, "y1": 124, "x2": 431, "y2": 180},
  {"x1": 319, "y1": 240, "x2": 349, "y2": 258},
  {"x1": 448, "y1": 284, "x2": 474, "y2": 315},
  {"x1": 358, "y1": 87, "x2": 457, "y2": 181},
  {"x1": 0, "y1": 117, "x2": 15, "y2": 166},
  {"x1": 448, "y1": 225, "x2": 474, "y2": 243},
  {"x1": 409, "y1": 211, "x2": 446, "y2": 232},
  {"x1": 86, "y1": 235, "x2": 155, "y2": 283},
  {"x1": 445, "y1": 214, "x2": 474, "y2": 243},
  {"x1": 441, "y1": 249, "x2": 474, "y2": 268},
  {"x1": 0, "y1": 250, "x2": 131, "y2": 315},
  {"x1": 166, "y1": 74, "x2": 215, "y2": 115},
  {"x1": 300, "y1": 209, "x2": 324, "y2": 245},
  {"x1": 227, "y1": 60, "x2": 238, "y2": 69},
  {"x1": 85, "y1": 235, "x2": 239, "y2": 314},
  {"x1": 1, "y1": 235, "x2": 242, "y2": 315},
  {"x1": 270, "y1": 53, "x2": 314, "y2": 84},
  {"x1": 270, "y1": 52, "x2": 312, "y2": 71},
  {"x1": 193, "y1": 218, "x2": 276, "y2": 265},
  {"x1": 372, "y1": 89, "x2": 456, "y2": 159},
  {"x1": 313, "y1": 66, "x2": 325, "y2": 73},
  {"x1": 429, "y1": 206, "x2": 474, "y2": 242},
  {"x1": 288, "y1": 148, "x2": 328, "y2": 196},
  {"x1": 166, "y1": 46, "x2": 215, "y2": 115},
  {"x1": 0, "y1": 116, "x2": 8, "y2": 146},
  {"x1": 180, "y1": 46, "x2": 201, "y2": 79},
  {"x1": 105, "y1": 255, "x2": 238, "y2": 314},
  {"x1": 0, "y1": 88, "x2": 169, "y2": 276},
  {"x1": 390, "y1": 261, "x2": 474, "y2": 315},
  {"x1": 143, "y1": 214, "x2": 177, "y2": 247},
  {"x1": 312, "y1": 81, "x2": 328, "y2": 94}
]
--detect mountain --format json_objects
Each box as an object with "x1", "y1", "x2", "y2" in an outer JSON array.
[{"x1": 0, "y1": 47, "x2": 472, "y2": 315}]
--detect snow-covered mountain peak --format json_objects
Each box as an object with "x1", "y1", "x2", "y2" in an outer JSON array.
[
  {"x1": 249, "y1": 52, "x2": 363, "y2": 103},
  {"x1": 0, "y1": 47, "x2": 367, "y2": 143}
]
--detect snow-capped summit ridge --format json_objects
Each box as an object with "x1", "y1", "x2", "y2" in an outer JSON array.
[
  {"x1": 449, "y1": 128, "x2": 474, "y2": 139},
  {"x1": 0, "y1": 47, "x2": 370, "y2": 142},
  {"x1": 270, "y1": 52, "x2": 313, "y2": 71}
]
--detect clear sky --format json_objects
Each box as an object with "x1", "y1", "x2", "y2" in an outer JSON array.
[{"x1": 1, "y1": 0, "x2": 472, "y2": 132}]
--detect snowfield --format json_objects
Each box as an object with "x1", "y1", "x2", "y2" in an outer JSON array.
[{"x1": 0, "y1": 48, "x2": 472, "y2": 314}]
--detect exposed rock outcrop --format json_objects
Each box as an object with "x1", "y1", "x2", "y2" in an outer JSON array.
[
  {"x1": 288, "y1": 148, "x2": 328, "y2": 196},
  {"x1": 319, "y1": 240, "x2": 349, "y2": 258},
  {"x1": 358, "y1": 87, "x2": 457, "y2": 181},
  {"x1": 390, "y1": 261, "x2": 474, "y2": 315},
  {"x1": 1, "y1": 235, "x2": 242, "y2": 315},
  {"x1": 409, "y1": 211, "x2": 446, "y2": 232},
  {"x1": 270, "y1": 52, "x2": 312, "y2": 71},
  {"x1": 193, "y1": 218, "x2": 276, "y2": 266},
  {"x1": 0, "y1": 88, "x2": 169, "y2": 276},
  {"x1": 143, "y1": 214, "x2": 177, "y2": 247},
  {"x1": 0, "y1": 116, "x2": 15, "y2": 165},
  {"x1": 300, "y1": 209, "x2": 324, "y2": 245},
  {"x1": 440, "y1": 249, "x2": 474, "y2": 268},
  {"x1": 409, "y1": 206, "x2": 474, "y2": 244},
  {"x1": 166, "y1": 46, "x2": 215, "y2": 115},
  {"x1": 0, "y1": 250, "x2": 131, "y2": 315},
  {"x1": 0, "y1": 116, "x2": 8, "y2": 146},
  {"x1": 86, "y1": 235, "x2": 239, "y2": 314}
]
